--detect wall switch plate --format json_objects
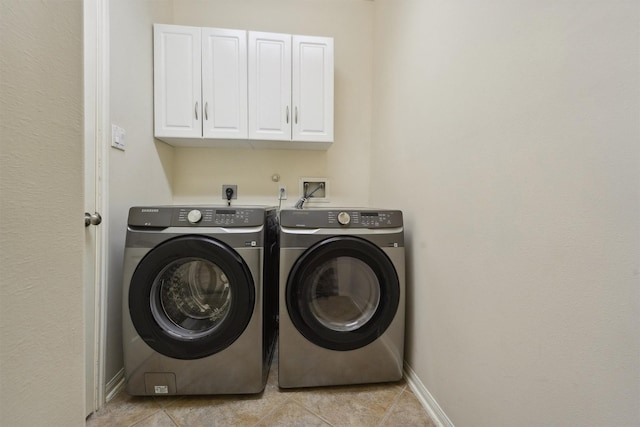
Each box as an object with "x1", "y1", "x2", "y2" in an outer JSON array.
[
  {"x1": 222, "y1": 184, "x2": 237, "y2": 200},
  {"x1": 111, "y1": 124, "x2": 125, "y2": 151}
]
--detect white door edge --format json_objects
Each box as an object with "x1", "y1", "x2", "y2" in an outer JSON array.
[{"x1": 84, "y1": 0, "x2": 110, "y2": 417}]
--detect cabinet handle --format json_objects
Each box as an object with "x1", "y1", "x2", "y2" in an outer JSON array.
[
  {"x1": 286, "y1": 106, "x2": 289, "y2": 124},
  {"x1": 195, "y1": 102, "x2": 199, "y2": 120},
  {"x1": 295, "y1": 107, "x2": 298, "y2": 124},
  {"x1": 204, "y1": 102, "x2": 208, "y2": 121}
]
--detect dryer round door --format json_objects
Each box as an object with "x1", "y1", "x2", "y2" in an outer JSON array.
[
  {"x1": 129, "y1": 235, "x2": 255, "y2": 360},
  {"x1": 286, "y1": 235, "x2": 400, "y2": 351}
]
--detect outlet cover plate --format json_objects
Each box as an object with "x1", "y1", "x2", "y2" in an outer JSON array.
[
  {"x1": 222, "y1": 184, "x2": 237, "y2": 200},
  {"x1": 278, "y1": 185, "x2": 287, "y2": 200}
]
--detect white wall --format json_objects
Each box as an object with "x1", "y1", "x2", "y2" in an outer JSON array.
[
  {"x1": 107, "y1": 0, "x2": 174, "y2": 383},
  {"x1": 169, "y1": 0, "x2": 374, "y2": 207},
  {"x1": 0, "y1": 1, "x2": 85, "y2": 426},
  {"x1": 371, "y1": 1, "x2": 640, "y2": 426}
]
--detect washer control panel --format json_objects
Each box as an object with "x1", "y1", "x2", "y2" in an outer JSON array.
[
  {"x1": 337, "y1": 211, "x2": 351, "y2": 225},
  {"x1": 187, "y1": 209, "x2": 202, "y2": 224},
  {"x1": 281, "y1": 209, "x2": 403, "y2": 229},
  {"x1": 128, "y1": 206, "x2": 269, "y2": 228},
  {"x1": 176, "y1": 208, "x2": 257, "y2": 226}
]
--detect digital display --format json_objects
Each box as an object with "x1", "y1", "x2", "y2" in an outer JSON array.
[
  {"x1": 216, "y1": 210, "x2": 236, "y2": 214},
  {"x1": 361, "y1": 212, "x2": 379, "y2": 217}
]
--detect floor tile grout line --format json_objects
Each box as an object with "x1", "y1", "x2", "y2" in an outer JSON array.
[
  {"x1": 375, "y1": 386, "x2": 406, "y2": 427},
  {"x1": 128, "y1": 408, "x2": 167, "y2": 427},
  {"x1": 163, "y1": 405, "x2": 188, "y2": 427},
  {"x1": 284, "y1": 380, "x2": 409, "y2": 425},
  {"x1": 288, "y1": 394, "x2": 338, "y2": 427},
  {"x1": 249, "y1": 394, "x2": 293, "y2": 427}
]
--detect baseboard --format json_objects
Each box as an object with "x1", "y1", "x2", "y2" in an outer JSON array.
[
  {"x1": 404, "y1": 363, "x2": 455, "y2": 427},
  {"x1": 105, "y1": 368, "x2": 126, "y2": 402}
]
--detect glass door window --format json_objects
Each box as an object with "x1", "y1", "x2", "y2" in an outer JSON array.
[
  {"x1": 287, "y1": 236, "x2": 399, "y2": 351},
  {"x1": 152, "y1": 258, "x2": 232, "y2": 339},
  {"x1": 308, "y1": 256, "x2": 380, "y2": 332},
  {"x1": 129, "y1": 235, "x2": 255, "y2": 360}
]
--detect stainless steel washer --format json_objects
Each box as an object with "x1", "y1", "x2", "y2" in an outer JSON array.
[
  {"x1": 122, "y1": 206, "x2": 278, "y2": 395},
  {"x1": 278, "y1": 208, "x2": 405, "y2": 388}
]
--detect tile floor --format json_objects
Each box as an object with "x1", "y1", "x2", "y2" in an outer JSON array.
[{"x1": 86, "y1": 350, "x2": 436, "y2": 427}]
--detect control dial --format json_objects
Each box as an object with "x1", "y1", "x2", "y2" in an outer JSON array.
[
  {"x1": 337, "y1": 211, "x2": 351, "y2": 225},
  {"x1": 187, "y1": 209, "x2": 202, "y2": 224}
]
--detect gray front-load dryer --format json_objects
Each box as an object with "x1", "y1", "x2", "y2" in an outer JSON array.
[
  {"x1": 278, "y1": 208, "x2": 405, "y2": 388},
  {"x1": 122, "y1": 206, "x2": 278, "y2": 395}
]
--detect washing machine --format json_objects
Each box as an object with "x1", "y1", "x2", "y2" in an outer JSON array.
[
  {"x1": 278, "y1": 208, "x2": 405, "y2": 388},
  {"x1": 122, "y1": 205, "x2": 278, "y2": 395}
]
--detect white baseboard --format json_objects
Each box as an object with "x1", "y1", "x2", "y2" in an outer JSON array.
[
  {"x1": 404, "y1": 363, "x2": 455, "y2": 427},
  {"x1": 105, "y1": 368, "x2": 125, "y2": 402}
]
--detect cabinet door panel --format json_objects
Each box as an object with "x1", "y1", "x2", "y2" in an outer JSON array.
[
  {"x1": 202, "y1": 28, "x2": 247, "y2": 139},
  {"x1": 248, "y1": 32, "x2": 291, "y2": 140},
  {"x1": 154, "y1": 24, "x2": 202, "y2": 138},
  {"x1": 292, "y1": 36, "x2": 334, "y2": 142}
]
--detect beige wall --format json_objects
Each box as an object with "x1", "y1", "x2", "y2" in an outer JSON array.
[
  {"x1": 107, "y1": 0, "x2": 174, "y2": 382},
  {"x1": 169, "y1": 0, "x2": 374, "y2": 207},
  {"x1": 0, "y1": 1, "x2": 85, "y2": 426},
  {"x1": 371, "y1": 1, "x2": 640, "y2": 426}
]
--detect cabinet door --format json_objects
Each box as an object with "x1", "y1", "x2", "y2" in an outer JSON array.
[
  {"x1": 248, "y1": 32, "x2": 291, "y2": 141},
  {"x1": 202, "y1": 28, "x2": 248, "y2": 139},
  {"x1": 154, "y1": 24, "x2": 202, "y2": 138},
  {"x1": 292, "y1": 36, "x2": 334, "y2": 142}
]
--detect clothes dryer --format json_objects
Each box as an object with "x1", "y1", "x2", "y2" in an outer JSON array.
[
  {"x1": 122, "y1": 206, "x2": 278, "y2": 395},
  {"x1": 278, "y1": 208, "x2": 405, "y2": 388}
]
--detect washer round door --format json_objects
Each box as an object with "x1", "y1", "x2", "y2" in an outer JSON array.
[
  {"x1": 129, "y1": 235, "x2": 255, "y2": 360},
  {"x1": 286, "y1": 235, "x2": 400, "y2": 351}
]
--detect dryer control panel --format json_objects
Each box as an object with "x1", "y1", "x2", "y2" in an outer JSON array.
[
  {"x1": 128, "y1": 206, "x2": 270, "y2": 228},
  {"x1": 280, "y1": 208, "x2": 403, "y2": 229}
]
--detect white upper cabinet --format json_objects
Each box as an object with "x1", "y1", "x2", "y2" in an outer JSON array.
[
  {"x1": 248, "y1": 32, "x2": 334, "y2": 144},
  {"x1": 292, "y1": 35, "x2": 334, "y2": 142},
  {"x1": 154, "y1": 24, "x2": 248, "y2": 144},
  {"x1": 154, "y1": 24, "x2": 333, "y2": 148},
  {"x1": 201, "y1": 28, "x2": 248, "y2": 139},
  {"x1": 154, "y1": 24, "x2": 202, "y2": 139},
  {"x1": 248, "y1": 32, "x2": 292, "y2": 141}
]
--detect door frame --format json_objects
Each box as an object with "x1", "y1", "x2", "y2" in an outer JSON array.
[{"x1": 84, "y1": 0, "x2": 110, "y2": 416}]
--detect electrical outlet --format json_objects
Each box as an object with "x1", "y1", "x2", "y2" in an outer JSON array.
[
  {"x1": 278, "y1": 185, "x2": 287, "y2": 200},
  {"x1": 299, "y1": 178, "x2": 329, "y2": 203},
  {"x1": 222, "y1": 184, "x2": 237, "y2": 200}
]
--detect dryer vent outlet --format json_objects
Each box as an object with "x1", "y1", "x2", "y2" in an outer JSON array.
[{"x1": 299, "y1": 178, "x2": 329, "y2": 203}]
